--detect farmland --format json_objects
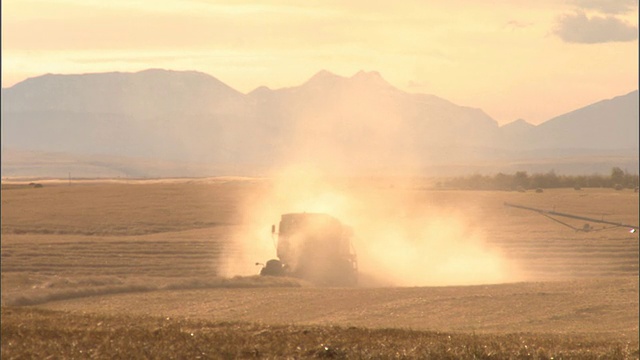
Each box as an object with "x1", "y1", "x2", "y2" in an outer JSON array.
[{"x1": 1, "y1": 178, "x2": 638, "y2": 358}]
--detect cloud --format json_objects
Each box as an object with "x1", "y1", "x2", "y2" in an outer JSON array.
[
  {"x1": 553, "y1": 11, "x2": 638, "y2": 43},
  {"x1": 570, "y1": 0, "x2": 638, "y2": 14}
]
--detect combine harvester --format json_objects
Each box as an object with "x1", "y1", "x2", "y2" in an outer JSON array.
[
  {"x1": 504, "y1": 202, "x2": 639, "y2": 233},
  {"x1": 257, "y1": 213, "x2": 358, "y2": 286}
]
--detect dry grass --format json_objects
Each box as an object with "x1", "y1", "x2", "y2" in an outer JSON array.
[
  {"x1": 35, "y1": 277, "x2": 638, "y2": 340},
  {"x1": 2, "y1": 307, "x2": 638, "y2": 359},
  {"x1": 1, "y1": 179, "x2": 638, "y2": 358},
  {"x1": 1, "y1": 180, "x2": 254, "y2": 236}
]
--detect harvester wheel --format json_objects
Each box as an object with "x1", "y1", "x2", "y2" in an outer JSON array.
[{"x1": 260, "y1": 259, "x2": 285, "y2": 276}]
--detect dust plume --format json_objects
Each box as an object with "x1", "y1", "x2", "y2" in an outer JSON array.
[
  {"x1": 220, "y1": 71, "x2": 523, "y2": 286},
  {"x1": 221, "y1": 165, "x2": 523, "y2": 286}
]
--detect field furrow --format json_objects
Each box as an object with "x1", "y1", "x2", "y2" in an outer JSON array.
[{"x1": 1, "y1": 182, "x2": 637, "y2": 311}]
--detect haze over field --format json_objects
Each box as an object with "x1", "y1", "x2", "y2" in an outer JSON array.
[
  {"x1": 2, "y1": 3, "x2": 639, "y2": 358},
  {"x1": 1, "y1": 0, "x2": 638, "y2": 286},
  {"x1": 2, "y1": 69, "x2": 638, "y2": 178},
  {"x1": 222, "y1": 167, "x2": 523, "y2": 286},
  {"x1": 3, "y1": 1, "x2": 638, "y2": 178}
]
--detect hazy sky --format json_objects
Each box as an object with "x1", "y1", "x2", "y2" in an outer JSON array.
[{"x1": 2, "y1": 0, "x2": 638, "y2": 125}]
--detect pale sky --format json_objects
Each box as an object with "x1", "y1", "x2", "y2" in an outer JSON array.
[{"x1": 2, "y1": 0, "x2": 638, "y2": 125}]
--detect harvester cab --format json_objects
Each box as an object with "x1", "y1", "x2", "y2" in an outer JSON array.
[{"x1": 258, "y1": 213, "x2": 358, "y2": 286}]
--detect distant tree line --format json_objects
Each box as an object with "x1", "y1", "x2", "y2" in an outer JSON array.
[{"x1": 438, "y1": 167, "x2": 639, "y2": 191}]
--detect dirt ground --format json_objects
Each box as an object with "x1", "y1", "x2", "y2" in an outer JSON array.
[
  {"x1": 33, "y1": 277, "x2": 638, "y2": 338},
  {"x1": 1, "y1": 179, "x2": 638, "y2": 357}
]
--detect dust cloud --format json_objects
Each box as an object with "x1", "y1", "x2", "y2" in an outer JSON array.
[
  {"x1": 221, "y1": 164, "x2": 523, "y2": 286},
  {"x1": 220, "y1": 74, "x2": 523, "y2": 286}
]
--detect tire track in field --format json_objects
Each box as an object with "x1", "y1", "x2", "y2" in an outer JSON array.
[
  {"x1": 3, "y1": 236, "x2": 638, "y2": 282},
  {"x1": 2, "y1": 233, "x2": 637, "y2": 284},
  {"x1": 488, "y1": 235, "x2": 638, "y2": 280},
  {"x1": 1, "y1": 239, "x2": 237, "y2": 278}
]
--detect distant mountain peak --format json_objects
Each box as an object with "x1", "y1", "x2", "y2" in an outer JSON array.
[
  {"x1": 501, "y1": 118, "x2": 535, "y2": 129},
  {"x1": 302, "y1": 69, "x2": 393, "y2": 91},
  {"x1": 351, "y1": 70, "x2": 382, "y2": 80},
  {"x1": 247, "y1": 85, "x2": 273, "y2": 97},
  {"x1": 253, "y1": 85, "x2": 271, "y2": 91},
  {"x1": 137, "y1": 68, "x2": 173, "y2": 74},
  {"x1": 134, "y1": 68, "x2": 213, "y2": 78},
  {"x1": 304, "y1": 70, "x2": 345, "y2": 85},
  {"x1": 350, "y1": 70, "x2": 391, "y2": 88}
]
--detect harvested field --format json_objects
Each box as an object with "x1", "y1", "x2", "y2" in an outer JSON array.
[
  {"x1": 2, "y1": 306, "x2": 637, "y2": 359},
  {"x1": 1, "y1": 179, "x2": 638, "y2": 358}
]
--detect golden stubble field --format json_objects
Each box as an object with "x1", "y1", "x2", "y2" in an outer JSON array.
[{"x1": 1, "y1": 178, "x2": 638, "y2": 358}]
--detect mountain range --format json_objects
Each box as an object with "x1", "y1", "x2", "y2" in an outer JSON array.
[{"x1": 1, "y1": 69, "x2": 638, "y2": 177}]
